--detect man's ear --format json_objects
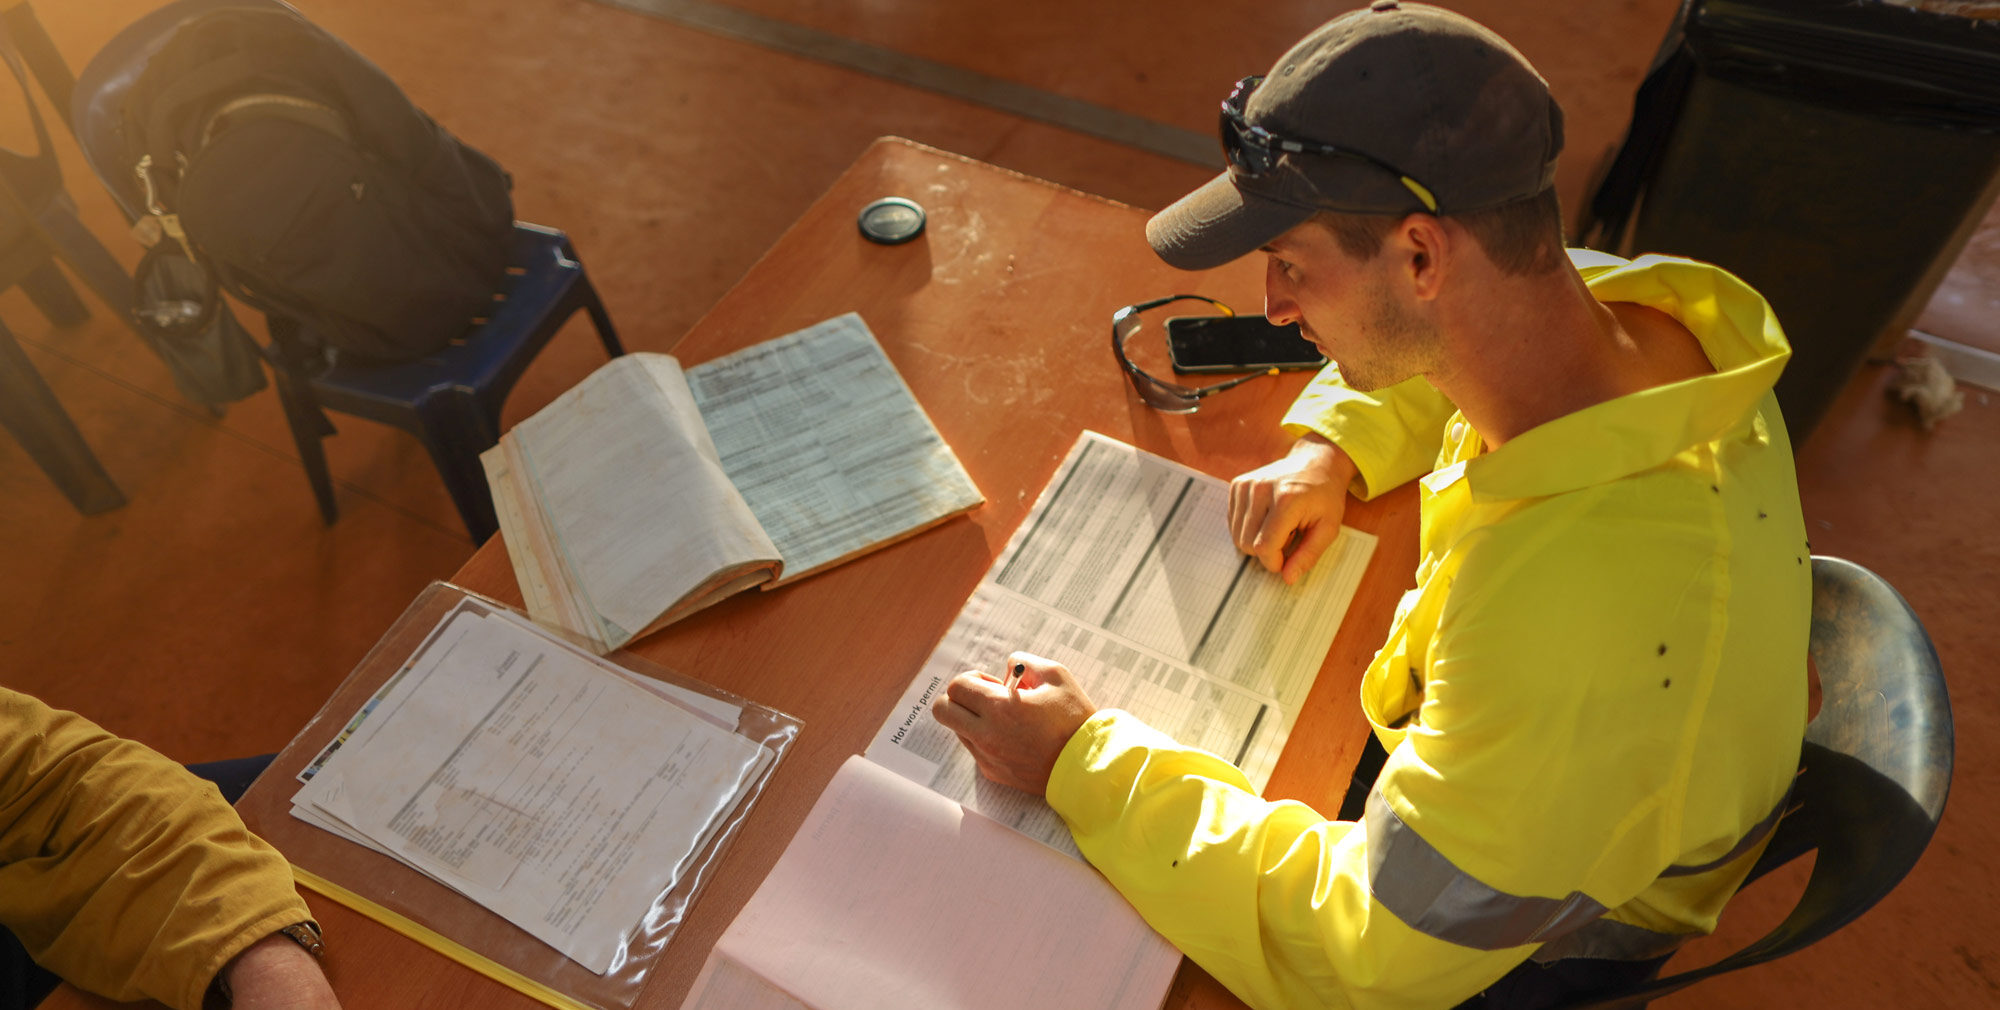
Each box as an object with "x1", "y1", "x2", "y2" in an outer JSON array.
[{"x1": 1398, "y1": 213, "x2": 1450, "y2": 302}]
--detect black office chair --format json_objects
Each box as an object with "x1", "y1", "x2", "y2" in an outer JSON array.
[
  {"x1": 1560, "y1": 555, "x2": 1954, "y2": 1008},
  {"x1": 66, "y1": 0, "x2": 623, "y2": 541}
]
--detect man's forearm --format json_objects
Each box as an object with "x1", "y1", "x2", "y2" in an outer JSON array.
[{"x1": 210, "y1": 933, "x2": 340, "y2": 1010}]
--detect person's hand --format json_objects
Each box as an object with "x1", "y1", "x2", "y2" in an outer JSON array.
[
  {"x1": 1228, "y1": 432, "x2": 1358, "y2": 584},
  {"x1": 931, "y1": 652, "x2": 1097, "y2": 795},
  {"x1": 213, "y1": 933, "x2": 342, "y2": 1010}
]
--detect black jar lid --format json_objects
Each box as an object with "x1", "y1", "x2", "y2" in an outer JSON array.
[{"x1": 857, "y1": 197, "x2": 927, "y2": 245}]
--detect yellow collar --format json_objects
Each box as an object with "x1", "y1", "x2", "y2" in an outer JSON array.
[{"x1": 1460, "y1": 253, "x2": 1791, "y2": 504}]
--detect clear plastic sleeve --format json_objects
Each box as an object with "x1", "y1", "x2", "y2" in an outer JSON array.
[{"x1": 234, "y1": 581, "x2": 802, "y2": 1010}]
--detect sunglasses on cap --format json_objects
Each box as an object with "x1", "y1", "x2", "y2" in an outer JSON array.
[
  {"x1": 1219, "y1": 75, "x2": 1439, "y2": 214},
  {"x1": 1112, "y1": 295, "x2": 1281, "y2": 414}
]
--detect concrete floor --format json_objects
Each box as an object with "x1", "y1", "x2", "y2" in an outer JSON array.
[{"x1": 3, "y1": 1, "x2": 1994, "y2": 1006}]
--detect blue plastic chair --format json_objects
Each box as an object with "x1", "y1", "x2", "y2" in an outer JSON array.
[
  {"x1": 0, "y1": 3, "x2": 138, "y2": 335},
  {"x1": 69, "y1": 0, "x2": 622, "y2": 541},
  {"x1": 288, "y1": 223, "x2": 622, "y2": 541}
]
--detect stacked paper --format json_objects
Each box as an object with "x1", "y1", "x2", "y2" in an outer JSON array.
[{"x1": 290, "y1": 599, "x2": 772, "y2": 974}]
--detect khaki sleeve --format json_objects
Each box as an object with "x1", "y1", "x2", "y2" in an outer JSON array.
[{"x1": 0, "y1": 689, "x2": 312, "y2": 1010}]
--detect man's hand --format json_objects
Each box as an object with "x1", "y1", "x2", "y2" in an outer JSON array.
[
  {"x1": 931, "y1": 652, "x2": 1097, "y2": 795},
  {"x1": 1229, "y1": 432, "x2": 1358, "y2": 584},
  {"x1": 214, "y1": 933, "x2": 341, "y2": 1010}
]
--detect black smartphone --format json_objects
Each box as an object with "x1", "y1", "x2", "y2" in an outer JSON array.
[{"x1": 1165, "y1": 314, "x2": 1327, "y2": 374}]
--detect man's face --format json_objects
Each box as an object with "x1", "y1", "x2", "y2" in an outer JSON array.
[{"x1": 1261, "y1": 219, "x2": 1436, "y2": 392}]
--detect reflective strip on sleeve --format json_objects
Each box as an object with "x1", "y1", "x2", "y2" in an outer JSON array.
[
  {"x1": 1531, "y1": 790, "x2": 1786, "y2": 964},
  {"x1": 1365, "y1": 784, "x2": 1795, "y2": 956},
  {"x1": 1656, "y1": 786, "x2": 1792, "y2": 878},
  {"x1": 1529, "y1": 915, "x2": 1687, "y2": 963},
  {"x1": 1365, "y1": 789, "x2": 1608, "y2": 951}
]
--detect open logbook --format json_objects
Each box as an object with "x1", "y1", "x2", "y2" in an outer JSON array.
[
  {"x1": 680, "y1": 431, "x2": 1379, "y2": 1010},
  {"x1": 483, "y1": 313, "x2": 984, "y2": 655}
]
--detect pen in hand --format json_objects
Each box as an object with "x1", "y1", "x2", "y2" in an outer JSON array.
[{"x1": 1006, "y1": 662, "x2": 1025, "y2": 690}]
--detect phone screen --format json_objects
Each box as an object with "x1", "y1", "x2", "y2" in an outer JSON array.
[{"x1": 1165, "y1": 314, "x2": 1327, "y2": 374}]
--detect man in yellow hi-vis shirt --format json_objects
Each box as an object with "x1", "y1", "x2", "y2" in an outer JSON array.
[{"x1": 931, "y1": 3, "x2": 1809, "y2": 1008}]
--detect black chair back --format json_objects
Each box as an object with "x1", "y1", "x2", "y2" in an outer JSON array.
[{"x1": 1561, "y1": 556, "x2": 1952, "y2": 1008}]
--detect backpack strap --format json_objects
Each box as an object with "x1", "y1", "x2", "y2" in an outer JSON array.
[
  {"x1": 201, "y1": 93, "x2": 352, "y2": 147},
  {"x1": 141, "y1": 51, "x2": 281, "y2": 172},
  {"x1": 128, "y1": 50, "x2": 279, "y2": 259}
]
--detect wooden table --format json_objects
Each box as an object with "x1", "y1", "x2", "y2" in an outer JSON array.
[{"x1": 43, "y1": 137, "x2": 1417, "y2": 1010}]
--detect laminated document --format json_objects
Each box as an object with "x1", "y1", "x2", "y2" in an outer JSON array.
[
  {"x1": 239, "y1": 584, "x2": 801, "y2": 1010},
  {"x1": 290, "y1": 596, "x2": 775, "y2": 976}
]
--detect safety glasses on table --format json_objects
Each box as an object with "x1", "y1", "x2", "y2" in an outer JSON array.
[
  {"x1": 1112, "y1": 294, "x2": 1279, "y2": 415},
  {"x1": 1219, "y1": 75, "x2": 1439, "y2": 214}
]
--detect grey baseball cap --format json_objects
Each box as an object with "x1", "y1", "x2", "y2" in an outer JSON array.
[{"x1": 1147, "y1": 0, "x2": 1564, "y2": 271}]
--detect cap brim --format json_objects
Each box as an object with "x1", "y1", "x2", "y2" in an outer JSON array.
[{"x1": 1146, "y1": 172, "x2": 1315, "y2": 271}]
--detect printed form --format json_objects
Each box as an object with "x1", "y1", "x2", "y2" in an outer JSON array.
[
  {"x1": 866, "y1": 430, "x2": 1376, "y2": 853},
  {"x1": 291, "y1": 601, "x2": 772, "y2": 974},
  {"x1": 685, "y1": 313, "x2": 985, "y2": 584},
  {"x1": 514, "y1": 352, "x2": 776, "y2": 647}
]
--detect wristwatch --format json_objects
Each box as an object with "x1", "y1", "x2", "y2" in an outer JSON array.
[
  {"x1": 276, "y1": 921, "x2": 325, "y2": 959},
  {"x1": 210, "y1": 922, "x2": 324, "y2": 1005}
]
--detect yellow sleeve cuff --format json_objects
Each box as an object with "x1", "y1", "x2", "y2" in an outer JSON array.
[
  {"x1": 1047, "y1": 709, "x2": 1152, "y2": 836},
  {"x1": 1279, "y1": 367, "x2": 1457, "y2": 500}
]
